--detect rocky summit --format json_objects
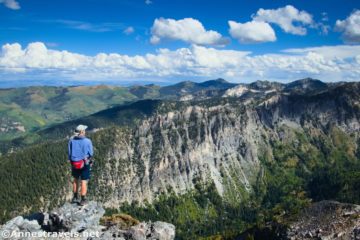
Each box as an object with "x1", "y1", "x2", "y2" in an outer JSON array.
[
  {"x1": 0, "y1": 201, "x2": 175, "y2": 240},
  {"x1": 237, "y1": 201, "x2": 360, "y2": 240},
  {"x1": 286, "y1": 201, "x2": 360, "y2": 240}
]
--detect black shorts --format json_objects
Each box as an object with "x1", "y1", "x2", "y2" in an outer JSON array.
[{"x1": 72, "y1": 163, "x2": 90, "y2": 180}]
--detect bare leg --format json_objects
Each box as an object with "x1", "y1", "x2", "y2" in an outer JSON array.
[
  {"x1": 81, "y1": 180, "x2": 87, "y2": 196},
  {"x1": 73, "y1": 178, "x2": 79, "y2": 194},
  {"x1": 71, "y1": 178, "x2": 80, "y2": 203}
]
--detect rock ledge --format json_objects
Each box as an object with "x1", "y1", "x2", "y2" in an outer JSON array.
[{"x1": 0, "y1": 201, "x2": 175, "y2": 240}]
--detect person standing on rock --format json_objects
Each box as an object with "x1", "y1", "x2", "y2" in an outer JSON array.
[{"x1": 68, "y1": 124, "x2": 94, "y2": 206}]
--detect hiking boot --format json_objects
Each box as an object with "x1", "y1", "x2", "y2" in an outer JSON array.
[
  {"x1": 79, "y1": 196, "x2": 88, "y2": 206},
  {"x1": 71, "y1": 193, "x2": 79, "y2": 204}
]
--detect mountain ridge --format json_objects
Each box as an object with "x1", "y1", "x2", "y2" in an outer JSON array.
[
  {"x1": 0, "y1": 78, "x2": 237, "y2": 143},
  {"x1": 1, "y1": 78, "x2": 358, "y2": 155}
]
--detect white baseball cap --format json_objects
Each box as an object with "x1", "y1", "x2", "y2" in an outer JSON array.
[{"x1": 75, "y1": 124, "x2": 88, "y2": 133}]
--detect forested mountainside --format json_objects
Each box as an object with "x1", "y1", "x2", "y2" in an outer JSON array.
[
  {"x1": 0, "y1": 78, "x2": 359, "y2": 239},
  {"x1": 0, "y1": 78, "x2": 234, "y2": 143}
]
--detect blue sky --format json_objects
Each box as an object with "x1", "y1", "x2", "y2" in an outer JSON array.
[{"x1": 0, "y1": 0, "x2": 360, "y2": 85}]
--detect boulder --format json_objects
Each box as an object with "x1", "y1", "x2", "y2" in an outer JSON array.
[{"x1": 46, "y1": 201, "x2": 105, "y2": 233}]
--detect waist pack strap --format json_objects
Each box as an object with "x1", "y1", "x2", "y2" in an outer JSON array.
[{"x1": 71, "y1": 160, "x2": 85, "y2": 170}]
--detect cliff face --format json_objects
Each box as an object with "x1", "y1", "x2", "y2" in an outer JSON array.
[
  {"x1": 95, "y1": 102, "x2": 264, "y2": 207},
  {"x1": 90, "y1": 81, "x2": 360, "y2": 208}
]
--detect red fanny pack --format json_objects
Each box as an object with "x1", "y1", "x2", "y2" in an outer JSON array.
[{"x1": 71, "y1": 160, "x2": 85, "y2": 170}]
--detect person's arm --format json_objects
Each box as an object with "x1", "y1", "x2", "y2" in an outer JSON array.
[
  {"x1": 87, "y1": 139, "x2": 94, "y2": 166},
  {"x1": 87, "y1": 139, "x2": 94, "y2": 158},
  {"x1": 68, "y1": 140, "x2": 72, "y2": 161}
]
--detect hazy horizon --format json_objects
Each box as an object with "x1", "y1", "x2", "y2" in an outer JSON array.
[{"x1": 0, "y1": 76, "x2": 351, "y2": 89}]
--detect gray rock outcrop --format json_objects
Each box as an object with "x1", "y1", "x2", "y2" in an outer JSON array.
[
  {"x1": 0, "y1": 201, "x2": 175, "y2": 240},
  {"x1": 286, "y1": 201, "x2": 360, "y2": 240}
]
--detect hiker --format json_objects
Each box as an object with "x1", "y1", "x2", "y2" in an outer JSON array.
[{"x1": 68, "y1": 124, "x2": 94, "y2": 205}]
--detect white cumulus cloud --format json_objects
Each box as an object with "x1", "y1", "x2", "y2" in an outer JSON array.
[
  {"x1": 253, "y1": 5, "x2": 313, "y2": 35},
  {"x1": 1, "y1": 42, "x2": 360, "y2": 82},
  {"x1": 150, "y1": 18, "x2": 229, "y2": 46},
  {"x1": 0, "y1": 0, "x2": 20, "y2": 10},
  {"x1": 335, "y1": 10, "x2": 360, "y2": 44},
  {"x1": 228, "y1": 20, "x2": 276, "y2": 43}
]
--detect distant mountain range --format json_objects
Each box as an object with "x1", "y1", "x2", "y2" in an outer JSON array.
[
  {"x1": 0, "y1": 77, "x2": 359, "y2": 239},
  {"x1": 0, "y1": 77, "x2": 343, "y2": 143},
  {"x1": 0, "y1": 78, "x2": 234, "y2": 143}
]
